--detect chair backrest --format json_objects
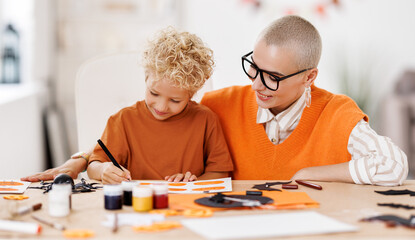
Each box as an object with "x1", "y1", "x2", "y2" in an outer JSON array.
[
  {"x1": 75, "y1": 51, "x2": 145, "y2": 151},
  {"x1": 75, "y1": 51, "x2": 212, "y2": 151}
]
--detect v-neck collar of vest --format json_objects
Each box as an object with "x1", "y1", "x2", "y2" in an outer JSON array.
[{"x1": 251, "y1": 85, "x2": 328, "y2": 149}]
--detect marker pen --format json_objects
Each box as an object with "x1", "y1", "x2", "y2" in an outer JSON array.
[
  {"x1": 0, "y1": 219, "x2": 42, "y2": 234},
  {"x1": 14, "y1": 203, "x2": 42, "y2": 216}
]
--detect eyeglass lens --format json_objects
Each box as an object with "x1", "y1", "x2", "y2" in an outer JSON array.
[{"x1": 242, "y1": 58, "x2": 279, "y2": 91}]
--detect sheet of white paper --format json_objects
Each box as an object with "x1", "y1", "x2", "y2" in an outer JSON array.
[
  {"x1": 102, "y1": 213, "x2": 165, "y2": 227},
  {"x1": 181, "y1": 211, "x2": 358, "y2": 239},
  {"x1": 0, "y1": 180, "x2": 30, "y2": 194},
  {"x1": 138, "y1": 177, "x2": 232, "y2": 194}
]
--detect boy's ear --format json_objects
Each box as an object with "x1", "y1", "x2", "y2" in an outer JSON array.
[
  {"x1": 144, "y1": 72, "x2": 149, "y2": 82},
  {"x1": 305, "y1": 68, "x2": 318, "y2": 87}
]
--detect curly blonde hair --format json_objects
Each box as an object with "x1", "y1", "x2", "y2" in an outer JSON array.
[{"x1": 143, "y1": 27, "x2": 214, "y2": 95}]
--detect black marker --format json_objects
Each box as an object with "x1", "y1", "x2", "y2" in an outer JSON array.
[{"x1": 97, "y1": 139, "x2": 124, "y2": 172}]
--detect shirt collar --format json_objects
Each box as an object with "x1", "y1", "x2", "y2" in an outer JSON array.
[{"x1": 256, "y1": 90, "x2": 306, "y2": 126}]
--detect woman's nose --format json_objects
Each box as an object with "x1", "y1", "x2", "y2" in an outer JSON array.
[{"x1": 251, "y1": 74, "x2": 265, "y2": 91}]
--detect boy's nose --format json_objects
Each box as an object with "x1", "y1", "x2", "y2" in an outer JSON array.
[{"x1": 157, "y1": 102, "x2": 169, "y2": 112}]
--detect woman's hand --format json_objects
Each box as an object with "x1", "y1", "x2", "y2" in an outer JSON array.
[
  {"x1": 21, "y1": 158, "x2": 86, "y2": 182},
  {"x1": 165, "y1": 171, "x2": 197, "y2": 182}
]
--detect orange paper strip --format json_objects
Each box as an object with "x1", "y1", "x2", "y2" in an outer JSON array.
[
  {"x1": 0, "y1": 188, "x2": 18, "y2": 192},
  {"x1": 193, "y1": 181, "x2": 224, "y2": 186},
  {"x1": 0, "y1": 181, "x2": 24, "y2": 186}
]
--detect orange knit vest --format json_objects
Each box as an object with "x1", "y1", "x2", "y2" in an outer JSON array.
[{"x1": 201, "y1": 85, "x2": 368, "y2": 180}]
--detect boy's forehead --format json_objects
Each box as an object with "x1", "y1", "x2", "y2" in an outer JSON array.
[{"x1": 147, "y1": 77, "x2": 189, "y2": 97}]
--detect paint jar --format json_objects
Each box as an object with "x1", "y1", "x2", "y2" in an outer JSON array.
[
  {"x1": 48, "y1": 184, "x2": 71, "y2": 217},
  {"x1": 152, "y1": 184, "x2": 169, "y2": 209},
  {"x1": 132, "y1": 186, "x2": 153, "y2": 212},
  {"x1": 104, "y1": 185, "x2": 123, "y2": 210},
  {"x1": 52, "y1": 183, "x2": 72, "y2": 209},
  {"x1": 121, "y1": 181, "x2": 138, "y2": 206}
]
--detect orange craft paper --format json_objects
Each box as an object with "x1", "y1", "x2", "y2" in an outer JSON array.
[
  {"x1": 168, "y1": 190, "x2": 319, "y2": 211},
  {"x1": 0, "y1": 181, "x2": 24, "y2": 186},
  {"x1": 260, "y1": 191, "x2": 319, "y2": 210},
  {"x1": 193, "y1": 181, "x2": 224, "y2": 185},
  {"x1": 0, "y1": 188, "x2": 18, "y2": 192}
]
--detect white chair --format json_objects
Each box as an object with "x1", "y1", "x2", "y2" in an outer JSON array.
[
  {"x1": 75, "y1": 51, "x2": 146, "y2": 153},
  {"x1": 74, "y1": 51, "x2": 212, "y2": 178}
]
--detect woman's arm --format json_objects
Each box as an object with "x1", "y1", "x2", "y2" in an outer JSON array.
[
  {"x1": 21, "y1": 157, "x2": 88, "y2": 182},
  {"x1": 292, "y1": 120, "x2": 408, "y2": 186},
  {"x1": 291, "y1": 162, "x2": 354, "y2": 183}
]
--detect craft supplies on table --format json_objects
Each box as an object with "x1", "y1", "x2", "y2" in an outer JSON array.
[
  {"x1": 0, "y1": 180, "x2": 30, "y2": 194},
  {"x1": 138, "y1": 177, "x2": 232, "y2": 194},
  {"x1": 121, "y1": 181, "x2": 139, "y2": 206},
  {"x1": 48, "y1": 183, "x2": 71, "y2": 217},
  {"x1": 181, "y1": 211, "x2": 358, "y2": 239},
  {"x1": 132, "y1": 186, "x2": 153, "y2": 212},
  {"x1": 103, "y1": 184, "x2": 123, "y2": 210},
  {"x1": 152, "y1": 183, "x2": 169, "y2": 209},
  {"x1": 0, "y1": 219, "x2": 42, "y2": 235}
]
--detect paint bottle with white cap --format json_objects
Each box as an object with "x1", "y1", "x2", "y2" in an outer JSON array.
[
  {"x1": 104, "y1": 184, "x2": 123, "y2": 210},
  {"x1": 48, "y1": 183, "x2": 71, "y2": 217},
  {"x1": 132, "y1": 186, "x2": 153, "y2": 212}
]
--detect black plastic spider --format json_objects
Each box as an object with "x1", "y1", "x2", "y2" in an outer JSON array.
[{"x1": 29, "y1": 177, "x2": 102, "y2": 194}]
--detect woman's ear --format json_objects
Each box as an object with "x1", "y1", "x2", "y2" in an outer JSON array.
[{"x1": 305, "y1": 68, "x2": 318, "y2": 87}]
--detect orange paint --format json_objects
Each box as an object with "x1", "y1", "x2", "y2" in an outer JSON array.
[
  {"x1": 193, "y1": 181, "x2": 224, "y2": 185},
  {"x1": 192, "y1": 186, "x2": 225, "y2": 191},
  {"x1": 0, "y1": 188, "x2": 18, "y2": 191},
  {"x1": 0, "y1": 181, "x2": 23, "y2": 186},
  {"x1": 140, "y1": 183, "x2": 151, "y2": 185}
]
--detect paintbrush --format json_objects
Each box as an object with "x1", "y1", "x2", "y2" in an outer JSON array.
[{"x1": 31, "y1": 215, "x2": 66, "y2": 231}]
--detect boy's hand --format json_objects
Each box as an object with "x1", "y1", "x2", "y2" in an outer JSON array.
[
  {"x1": 101, "y1": 162, "x2": 131, "y2": 184},
  {"x1": 165, "y1": 171, "x2": 197, "y2": 182}
]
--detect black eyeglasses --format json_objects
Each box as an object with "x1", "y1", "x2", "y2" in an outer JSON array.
[{"x1": 242, "y1": 51, "x2": 311, "y2": 91}]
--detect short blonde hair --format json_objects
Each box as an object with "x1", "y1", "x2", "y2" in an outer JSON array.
[
  {"x1": 260, "y1": 15, "x2": 322, "y2": 69},
  {"x1": 143, "y1": 27, "x2": 214, "y2": 95}
]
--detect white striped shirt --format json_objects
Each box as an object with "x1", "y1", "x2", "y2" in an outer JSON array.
[{"x1": 257, "y1": 91, "x2": 408, "y2": 186}]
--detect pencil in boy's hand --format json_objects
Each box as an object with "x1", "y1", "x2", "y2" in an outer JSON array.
[{"x1": 97, "y1": 139, "x2": 124, "y2": 172}]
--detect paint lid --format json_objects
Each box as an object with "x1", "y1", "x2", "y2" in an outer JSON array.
[
  {"x1": 103, "y1": 184, "x2": 122, "y2": 196},
  {"x1": 52, "y1": 183, "x2": 72, "y2": 193},
  {"x1": 151, "y1": 183, "x2": 168, "y2": 195},
  {"x1": 121, "y1": 180, "x2": 139, "y2": 191},
  {"x1": 133, "y1": 186, "x2": 153, "y2": 197}
]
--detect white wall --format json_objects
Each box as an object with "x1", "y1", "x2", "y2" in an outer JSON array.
[
  {"x1": 0, "y1": 86, "x2": 44, "y2": 178},
  {"x1": 0, "y1": 0, "x2": 47, "y2": 178}
]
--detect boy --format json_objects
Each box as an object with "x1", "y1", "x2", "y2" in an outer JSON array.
[{"x1": 87, "y1": 27, "x2": 233, "y2": 184}]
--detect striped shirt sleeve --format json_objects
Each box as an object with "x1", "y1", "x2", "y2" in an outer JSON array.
[{"x1": 348, "y1": 120, "x2": 408, "y2": 186}]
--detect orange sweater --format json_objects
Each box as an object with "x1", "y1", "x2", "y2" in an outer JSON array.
[
  {"x1": 201, "y1": 85, "x2": 368, "y2": 180},
  {"x1": 89, "y1": 101, "x2": 233, "y2": 180}
]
